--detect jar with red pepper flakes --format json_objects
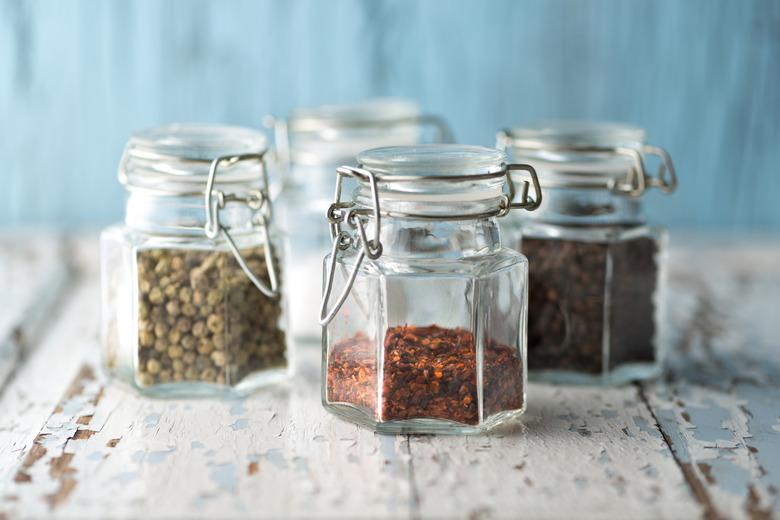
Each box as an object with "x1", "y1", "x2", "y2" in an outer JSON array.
[
  {"x1": 497, "y1": 121, "x2": 677, "y2": 385},
  {"x1": 319, "y1": 145, "x2": 542, "y2": 434}
]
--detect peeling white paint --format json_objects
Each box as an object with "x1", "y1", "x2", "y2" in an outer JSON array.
[{"x1": 0, "y1": 235, "x2": 778, "y2": 518}]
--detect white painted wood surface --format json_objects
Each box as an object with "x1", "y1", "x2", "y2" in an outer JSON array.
[
  {"x1": 0, "y1": 233, "x2": 778, "y2": 519},
  {"x1": 0, "y1": 232, "x2": 70, "y2": 389}
]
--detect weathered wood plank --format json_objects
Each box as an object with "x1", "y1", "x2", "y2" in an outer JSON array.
[
  {"x1": 0, "y1": 232, "x2": 71, "y2": 390},
  {"x1": 0, "y1": 236, "x2": 97, "y2": 503},
  {"x1": 3, "y1": 234, "x2": 779, "y2": 519},
  {"x1": 1, "y1": 349, "x2": 413, "y2": 519},
  {"x1": 4, "y1": 348, "x2": 703, "y2": 519},
  {"x1": 640, "y1": 236, "x2": 780, "y2": 519},
  {"x1": 408, "y1": 384, "x2": 701, "y2": 519}
]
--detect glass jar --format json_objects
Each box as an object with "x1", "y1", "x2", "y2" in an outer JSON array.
[
  {"x1": 497, "y1": 121, "x2": 677, "y2": 385},
  {"x1": 267, "y1": 99, "x2": 452, "y2": 342},
  {"x1": 100, "y1": 124, "x2": 292, "y2": 397},
  {"x1": 319, "y1": 144, "x2": 542, "y2": 434}
]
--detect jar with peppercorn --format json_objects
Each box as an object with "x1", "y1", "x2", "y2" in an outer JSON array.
[
  {"x1": 319, "y1": 144, "x2": 541, "y2": 434},
  {"x1": 266, "y1": 99, "x2": 452, "y2": 342},
  {"x1": 497, "y1": 121, "x2": 677, "y2": 385},
  {"x1": 100, "y1": 124, "x2": 291, "y2": 397}
]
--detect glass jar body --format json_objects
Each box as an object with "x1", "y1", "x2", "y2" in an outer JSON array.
[
  {"x1": 321, "y1": 217, "x2": 528, "y2": 434},
  {"x1": 274, "y1": 100, "x2": 439, "y2": 342},
  {"x1": 100, "y1": 224, "x2": 292, "y2": 398},
  {"x1": 501, "y1": 197, "x2": 667, "y2": 385},
  {"x1": 275, "y1": 163, "x2": 340, "y2": 342}
]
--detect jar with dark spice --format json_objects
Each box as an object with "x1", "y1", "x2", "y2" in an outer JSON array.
[
  {"x1": 497, "y1": 121, "x2": 677, "y2": 385},
  {"x1": 266, "y1": 99, "x2": 453, "y2": 342},
  {"x1": 100, "y1": 124, "x2": 291, "y2": 397},
  {"x1": 320, "y1": 145, "x2": 541, "y2": 434}
]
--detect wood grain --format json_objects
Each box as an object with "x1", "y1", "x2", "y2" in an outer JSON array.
[
  {"x1": 1, "y1": 235, "x2": 778, "y2": 519},
  {"x1": 0, "y1": 237, "x2": 99, "y2": 511},
  {"x1": 0, "y1": 233, "x2": 71, "y2": 391},
  {"x1": 0, "y1": 0, "x2": 779, "y2": 228},
  {"x1": 640, "y1": 240, "x2": 780, "y2": 519}
]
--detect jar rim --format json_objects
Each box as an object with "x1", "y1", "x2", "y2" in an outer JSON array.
[
  {"x1": 358, "y1": 144, "x2": 507, "y2": 177},
  {"x1": 284, "y1": 99, "x2": 424, "y2": 167},
  {"x1": 289, "y1": 98, "x2": 420, "y2": 130},
  {"x1": 120, "y1": 123, "x2": 267, "y2": 193},
  {"x1": 503, "y1": 120, "x2": 646, "y2": 149}
]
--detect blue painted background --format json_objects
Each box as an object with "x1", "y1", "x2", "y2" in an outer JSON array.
[{"x1": 1, "y1": 0, "x2": 778, "y2": 229}]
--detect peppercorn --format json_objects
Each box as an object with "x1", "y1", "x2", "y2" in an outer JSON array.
[
  {"x1": 135, "y1": 246, "x2": 287, "y2": 387},
  {"x1": 520, "y1": 235, "x2": 658, "y2": 375}
]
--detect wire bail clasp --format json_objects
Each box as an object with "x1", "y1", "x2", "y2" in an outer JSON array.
[
  {"x1": 205, "y1": 152, "x2": 280, "y2": 299},
  {"x1": 641, "y1": 144, "x2": 677, "y2": 193},
  {"x1": 604, "y1": 145, "x2": 677, "y2": 196},
  {"x1": 497, "y1": 128, "x2": 677, "y2": 197},
  {"x1": 505, "y1": 163, "x2": 543, "y2": 212},
  {"x1": 319, "y1": 166, "x2": 383, "y2": 326}
]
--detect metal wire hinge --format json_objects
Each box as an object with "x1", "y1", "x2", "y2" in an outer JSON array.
[
  {"x1": 205, "y1": 152, "x2": 280, "y2": 299},
  {"x1": 319, "y1": 166, "x2": 381, "y2": 326}
]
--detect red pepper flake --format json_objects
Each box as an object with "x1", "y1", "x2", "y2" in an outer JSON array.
[{"x1": 326, "y1": 325, "x2": 524, "y2": 426}]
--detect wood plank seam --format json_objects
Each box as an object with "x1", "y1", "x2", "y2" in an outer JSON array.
[
  {"x1": 646, "y1": 258, "x2": 780, "y2": 519},
  {"x1": 637, "y1": 383, "x2": 722, "y2": 520}
]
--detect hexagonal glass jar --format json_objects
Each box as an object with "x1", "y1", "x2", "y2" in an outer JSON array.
[
  {"x1": 498, "y1": 121, "x2": 677, "y2": 385},
  {"x1": 100, "y1": 124, "x2": 292, "y2": 398},
  {"x1": 268, "y1": 99, "x2": 453, "y2": 342},
  {"x1": 320, "y1": 145, "x2": 541, "y2": 434}
]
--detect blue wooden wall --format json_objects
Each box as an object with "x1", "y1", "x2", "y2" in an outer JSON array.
[{"x1": 1, "y1": 0, "x2": 778, "y2": 229}]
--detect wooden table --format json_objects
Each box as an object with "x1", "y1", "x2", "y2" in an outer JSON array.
[{"x1": 1, "y1": 232, "x2": 778, "y2": 519}]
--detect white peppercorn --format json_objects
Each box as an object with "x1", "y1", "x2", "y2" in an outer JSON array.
[{"x1": 135, "y1": 246, "x2": 287, "y2": 387}]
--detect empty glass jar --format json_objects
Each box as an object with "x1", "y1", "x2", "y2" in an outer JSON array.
[
  {"x1": 268, "y1": 99, "x2": 452, "y2": 341},
  {"x1": 498, "y1": 121, "x2": 677, "y2": 385},
  {"x1": 100, "y1": 124, "x2": 291, "y2": 397},
  {"x1": 320, "y1": 144, "x2": 541, "y2": 434}
]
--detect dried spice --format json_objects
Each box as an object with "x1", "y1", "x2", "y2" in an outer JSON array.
[
  {"x1": 521, "y1": 235, "x2": 658, "y2": 374},
  {"x1": 326, "y1": 325, "x2": 523, "y2": 425},
  {"x1": 325, "y1": 332, "x2": 377, "y2": 412},
  {"x1": 606, "y1": 237, "x2": 659, "y2": 368},
  {"x1": 136, "y1": 247, "x2": 286, "y2": 387}
]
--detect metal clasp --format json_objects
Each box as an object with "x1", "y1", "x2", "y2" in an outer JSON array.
[
  {"x1": 319, "y1": 166, "x2": 382, "y2": 326},
  {"x1": 506, "y1": 164, "x2": 542, "y2": 211},
  {"x1": 642, "y1": 144, "x2": 677, "y2": 193},
  {"x1": 608, "y1": 145, "x2": 677, "y2": 196},
  {"x1": 497, "y1": 129, "x2": 677, "y2": 197},
  {"x1": 204, "y1": 153, "x2": 280, "y2": 299}
]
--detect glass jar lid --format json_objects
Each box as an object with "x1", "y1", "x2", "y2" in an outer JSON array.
[
  {"x1": 290, "y1": 98, "x2": 420, "y2": 132},
  {"x1": 120, "y1": 124, "x2": 268, "y2": 193},
  {"x1": 268, "y1": 99, "x2": 453, "y2": 167},
  {"x1": 498, "y1": 120, "x2": 677, "y2": 197},
  {"x1": 356, "y1": 144, "x2": 507, "y2": 200},
  {"x1": 357, "y1": 144, "x2": 506, "y2": 176}
]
